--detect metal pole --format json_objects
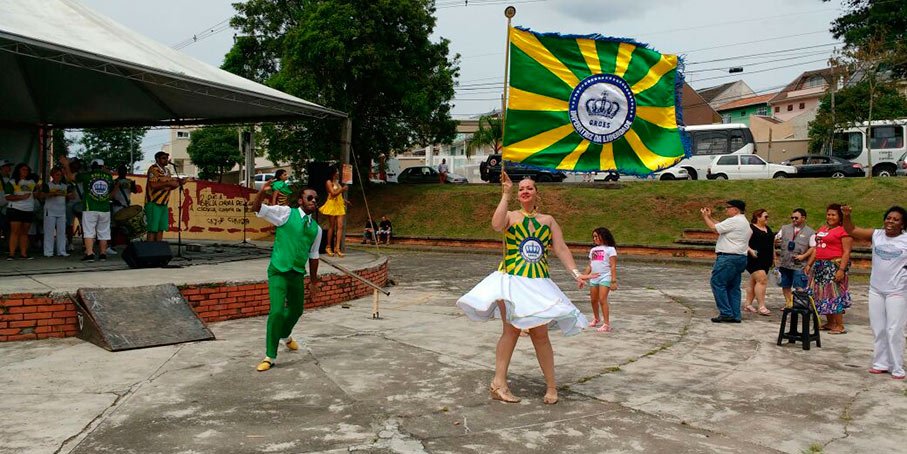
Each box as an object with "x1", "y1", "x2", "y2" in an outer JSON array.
[
  {"x1": 320, "y1": 256, "x2": 389, "y2": 296},
  {"x1": 340, "y1": 118, "x2": 352, "y2": 253},
  {"x1": 500, "y1": 6, "x2": 515, "y2": 260}
]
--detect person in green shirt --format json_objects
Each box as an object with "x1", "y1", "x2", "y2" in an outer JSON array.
[
  {"x1": 252, "y1": 180, "x2": 322, "y2": 372},
  {"x1": 60, "y1": 156, "x2": 114, "y2": 262},
  {"x1": 270, "y1": 169, "x2": 293, "y2": 206}
]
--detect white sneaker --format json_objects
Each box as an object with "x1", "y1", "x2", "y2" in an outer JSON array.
[
  {"x1": 106, "y1": 248, "x2": 117, "y2": 255},
  {"x1": 58, "y1": 253, "x2": 70, "y2": 257}
]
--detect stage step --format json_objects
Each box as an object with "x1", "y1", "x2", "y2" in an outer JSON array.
[{"x1": 76, "y1": 284, "x2": 215, "y2": 351}]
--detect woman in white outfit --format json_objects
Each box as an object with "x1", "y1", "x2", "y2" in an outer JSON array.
[
  {"x1": 457, "y1": 171, "x2": 593, "y2": 404},
  {"x1": 842, "y1": 205, "x2": 907, "y2": 380}
]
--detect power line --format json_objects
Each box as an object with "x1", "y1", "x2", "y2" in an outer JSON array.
[{"x1": 170, "y1": 17, "x2": 232, "y2": 50}]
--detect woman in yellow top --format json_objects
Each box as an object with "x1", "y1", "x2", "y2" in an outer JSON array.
[
  {"x1": 457, "y1": 171, "x2": 594, "y2": 405},
  {"x1": 319, "y1": 166, "x2": 348, "y2": 257}
]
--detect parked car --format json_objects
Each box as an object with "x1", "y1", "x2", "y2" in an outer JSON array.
[
  {"x1": 590, "y1": 167, "x2": 689, "y2": 182},
  {"x1": 782, "y1": 155, "x2": 865, "y2": 178},
  {"x1": 897, "y1": 151, "x2": 907, "y2": 177},
  {"x1": 479, "y1": 154, "x2": 568, "y2": 183},
  {"x1": 706, "y1": 154, "x2": 797, "y2": 180},
  {"x1": 651, "y1": 167, "x2": 690, "y2": 180},
  {"x1": 397, "y1": 166, "x2": 468, "y2": 184},
  {"x1": 240, "y1": 173, "x2": 276, "y2": 190}
]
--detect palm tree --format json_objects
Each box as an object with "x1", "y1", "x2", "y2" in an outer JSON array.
[{"x1": 466, "y1": 114, "x2": 503, "y2": 157}]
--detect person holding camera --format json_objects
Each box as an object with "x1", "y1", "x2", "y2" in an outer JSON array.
[{"x1": 774, "y1": 208, "x2": 815, "y2": 305}]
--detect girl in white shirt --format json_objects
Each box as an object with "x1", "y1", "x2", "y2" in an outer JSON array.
[{"x1": 583, "y1": 227, "x2": 619, "y2": 333}]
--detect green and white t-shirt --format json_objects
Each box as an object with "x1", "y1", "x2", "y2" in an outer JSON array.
[{"x1": 76, "y1": 171, "x2": 114, "y2": 212}]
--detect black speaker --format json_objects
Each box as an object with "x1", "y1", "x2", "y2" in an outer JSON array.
[{"x1": 122, "y1": 242, "x2": 173, "y2": 268}]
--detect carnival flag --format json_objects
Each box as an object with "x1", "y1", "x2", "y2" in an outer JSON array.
[{"x1": 502, "y1": 27, "x2": 689, "y2": 175}]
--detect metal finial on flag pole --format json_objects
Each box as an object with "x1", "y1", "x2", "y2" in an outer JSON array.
[
  {"x1": 500, "y1": 6, "x2": 516, "y2": 260},
  {"x1": 501, "y1": 5, "x2": 515, "y2": 184}
]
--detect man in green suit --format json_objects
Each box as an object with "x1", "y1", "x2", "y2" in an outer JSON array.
[{"x1": 252, "y1": 181, "x2": 322, "y2": 371}]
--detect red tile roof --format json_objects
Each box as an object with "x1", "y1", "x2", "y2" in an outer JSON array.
[{"x1": 716, "y1": 93, "x2": 777, "y2": 111}]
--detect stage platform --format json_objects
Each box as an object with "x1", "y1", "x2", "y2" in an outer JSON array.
[{"x1": 0, "y1": 244, "x2": 389, "y2": 343}]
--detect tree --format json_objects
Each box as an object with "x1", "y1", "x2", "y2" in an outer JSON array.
[
  {"x1": 51, "y1": 129, "x2": 71, "y2": 164},
  {"x1": 808, "y1": 79, "x2": 907, "y2": 153},
  {"x1": 186, "y1": 126, "x2": 243, "y2": 182},
  {"x1": 78, "y1": 127, "x2": 147, "y2": 170},
  {"x1": 224, "y1": 0, "x2": 459, "y2": 176},
  {"x1": 810, "y1": 1, "x2": 907, "y2": 176},
  {"x1": 466, "y1": 114, "x2": 503, "y2": 157},
  {"x1": 824, "y1": 0, "x2": 907, "y2": 77}
]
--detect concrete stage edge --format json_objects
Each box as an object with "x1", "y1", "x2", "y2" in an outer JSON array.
[{"x1": 0, "y1": 251, "x2": 388, "y2": 343}]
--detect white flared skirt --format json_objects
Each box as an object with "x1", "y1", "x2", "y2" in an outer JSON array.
[{"x1": 456, "y1": 271, "x2": 588, "y2": 336}]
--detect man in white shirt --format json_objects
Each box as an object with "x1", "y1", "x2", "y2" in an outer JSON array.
[
  {"x1": 701, "y1": 199, "x2": 752, "y2": 323},
  {"x1": 438, "y1": 159, "x2": 448, "y2": 184}
]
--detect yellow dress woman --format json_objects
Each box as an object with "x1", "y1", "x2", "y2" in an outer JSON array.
[{"x1": 319, "y1": 167, "x2": 347, "y2": 257}]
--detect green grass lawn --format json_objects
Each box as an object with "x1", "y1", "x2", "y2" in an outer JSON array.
[{"x1": 346, "y1": 178, "x2": 906, "y2": 246}]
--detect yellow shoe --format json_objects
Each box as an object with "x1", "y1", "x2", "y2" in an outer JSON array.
[
  {"x1": 256, "y1": 358, "x2": 274, "y2": 372},
  {"x1": 286, "y1": 339, "x2": 300, "y2": 351},
  {"x1": 326, "y1": 247, "x2": 334, "y2": 257},
  {"x1": 336, "y1": 250, "x2": 345, "y2": 258}
]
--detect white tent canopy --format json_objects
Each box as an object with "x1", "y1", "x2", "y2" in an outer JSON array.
[{"x1": 0, "y1": 0, "x2": 346, "y2": 129}]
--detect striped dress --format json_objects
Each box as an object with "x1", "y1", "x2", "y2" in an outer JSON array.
[{"x1": 457, "y1": 215, "x2": 587, "y2": 336}]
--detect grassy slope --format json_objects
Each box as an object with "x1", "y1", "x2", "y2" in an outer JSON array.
[{"x1": 346, "y1": 178, "x2": 906, "y2": 246}]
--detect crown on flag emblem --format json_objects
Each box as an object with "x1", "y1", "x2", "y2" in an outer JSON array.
[{"x1": 585, "y1": 91, "x2": 621, "y2": 119}]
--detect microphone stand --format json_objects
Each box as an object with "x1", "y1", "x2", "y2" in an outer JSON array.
[{"x1": 171, "y1": 162, "x2": 187, "y2": 260}]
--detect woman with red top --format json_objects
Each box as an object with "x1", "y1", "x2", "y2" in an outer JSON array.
[{"x1": 805, "y1": 203, "x2": 853, "y2": 334}]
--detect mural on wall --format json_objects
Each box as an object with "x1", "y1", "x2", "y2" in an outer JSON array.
[{"x1": 128, "y1": 176, "x2": 275, "y2": 240}]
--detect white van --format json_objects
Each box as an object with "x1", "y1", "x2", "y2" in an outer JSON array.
[
  {"x1": 673, "y1": 123, "x2": 756, "y2": 180},
  {"x1": 370, "y1": 157, "x2": 401, "y2": 183},
  {"x1": 831, "y1": 119, "x2": 906, "y2": 177}
]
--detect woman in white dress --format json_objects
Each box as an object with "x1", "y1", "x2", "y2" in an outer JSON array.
[{"x1": 457, "y1": 171, "x2": 593, "y2": 405}]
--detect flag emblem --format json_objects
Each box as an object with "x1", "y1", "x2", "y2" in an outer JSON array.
[
  {"x1": 503, "y1": 27, "x2": 689, "y2": 175},
  {"x1": 569, "y1": 73, "x2": 636, "y2": 144}
]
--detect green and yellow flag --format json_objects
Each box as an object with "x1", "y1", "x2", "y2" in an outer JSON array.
[{"x1": 502, "y1": 27, "x2": 689, "y2": 175}]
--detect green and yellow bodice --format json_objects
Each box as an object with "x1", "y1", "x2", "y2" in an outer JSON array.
[{"x1": 498, "y1": 216, "x2": 551, "y2": 278}]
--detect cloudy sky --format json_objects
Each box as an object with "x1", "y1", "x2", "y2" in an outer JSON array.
[{"x1": 79, "y1": 0, "x2": 844, "y2": 159}]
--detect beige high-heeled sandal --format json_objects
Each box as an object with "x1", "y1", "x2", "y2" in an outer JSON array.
[{"x1": 489, "y1": 383, "x2": 521, "y2": 403}]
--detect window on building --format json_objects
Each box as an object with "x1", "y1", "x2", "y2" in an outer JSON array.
[
  {"x1": 755, "y1": 106, "x2": 769, "y2": 116},
  {"x1": 787, "y1": 105, "x2": 793, "y2": 111},
  {"x1": 799, "y1": 102, "x2": 805, "y2": 110},
  {"x1": 801, "y1": 75, "x2": 826, "y2": 89},
  {"x1": 870, "y1": 125, "x2": 905, "y2": 149},
  {"x1": 774, "y1": 106, "x2": 780, "y2": 113},
  {"x1": 721, "y1": 114, "x2": 731, "y2": 124},
  {"x1": 176, "y1": 131, "x2": 191, "y2": 139}
]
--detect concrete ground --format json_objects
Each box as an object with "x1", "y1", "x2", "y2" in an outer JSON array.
[{"x1": 1, "y1": 248, "x2": 904, "y2": 454}]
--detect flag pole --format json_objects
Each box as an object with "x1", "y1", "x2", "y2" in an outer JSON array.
[{"x1": 501, "y1": 6, "x2": 515, "y2": 262}]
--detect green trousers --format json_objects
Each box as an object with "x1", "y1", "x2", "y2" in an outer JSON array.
[{"x1": 265, "y1": 265, "x2": 306, "y2": 358}]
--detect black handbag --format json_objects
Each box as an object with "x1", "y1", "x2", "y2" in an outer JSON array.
[{"x1": 789, "y1": 289, "x2": 814, "y2": 310}]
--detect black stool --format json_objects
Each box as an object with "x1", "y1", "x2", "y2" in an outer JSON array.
[{"x1": 777, "y1": 306, "x2": 821, "y2": 350}]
